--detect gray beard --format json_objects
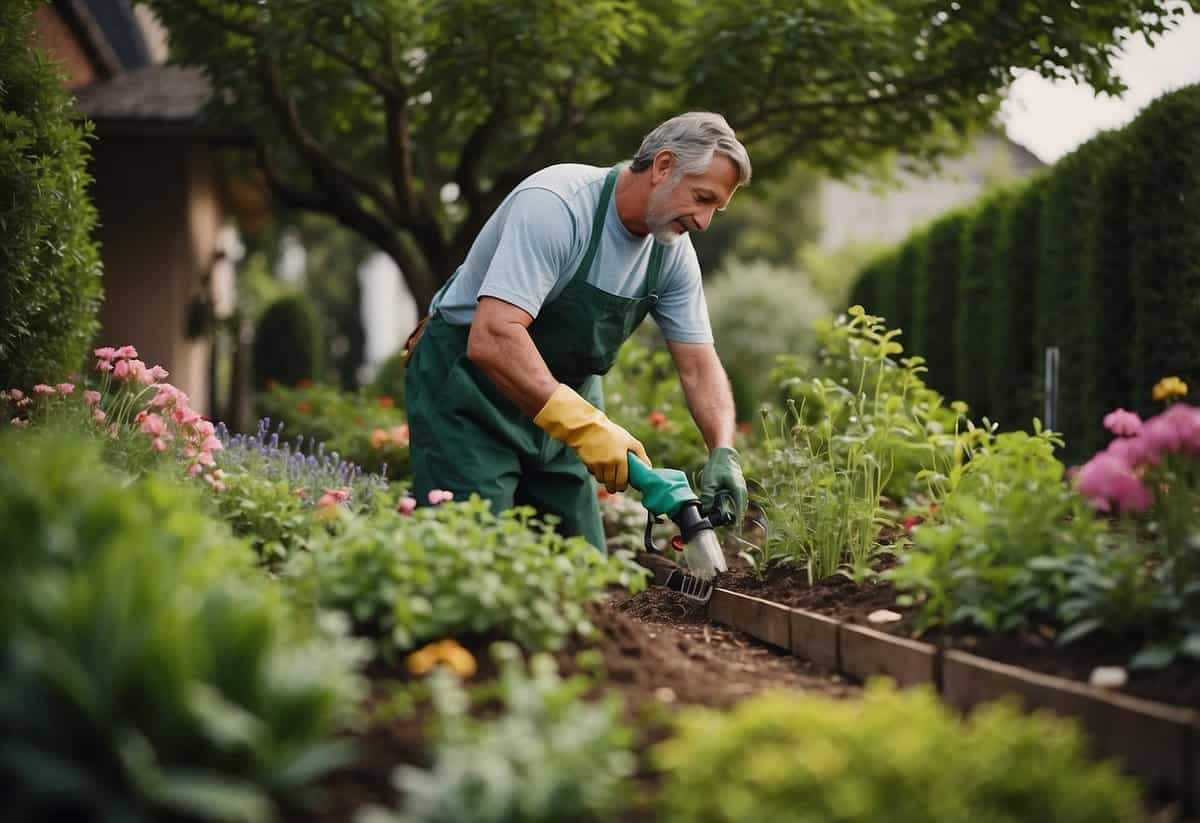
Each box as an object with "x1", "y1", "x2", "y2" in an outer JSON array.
[{"x1": 646, "y1": 182, "x2": 684, "y2": 245}]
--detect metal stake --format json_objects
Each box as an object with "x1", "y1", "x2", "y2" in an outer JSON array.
[{"x1": 1044, "y1": 346, "x2": 1060, "y2": 431}]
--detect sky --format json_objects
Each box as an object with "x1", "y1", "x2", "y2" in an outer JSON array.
[{"x1": 1000, "y1": 10, "x2": 1200, "y2": 163}]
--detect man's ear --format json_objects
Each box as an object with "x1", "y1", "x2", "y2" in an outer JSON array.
[{"x1": 651, "y1": 150, "x2": 675, "y2": 185}]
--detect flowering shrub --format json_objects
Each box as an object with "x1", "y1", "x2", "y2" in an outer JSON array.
[
  {"x1": 360, "y1": 645, "x2": 633, "y2": 823},
  {"x1": 654, "y1": 680, "x2": 1141, "y2": 823},
  {"x1": 256, "y1": 382, "x2": 410, "y2": 479},
  {"x1": 210, "y1": 418, "x2": 390, "y2": 562},
  {"x1": 284, "y1": 496, "x2": 648, "y2": 659},
  {"x1": 2, "y1": 345, "x2": 225, "y2": 490},
  {"x1": 0, "y1": 431, "x2": 366, "y2": 821}
]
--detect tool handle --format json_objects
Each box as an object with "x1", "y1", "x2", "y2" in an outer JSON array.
[
  {"x1": 626, "y1": 452, "x2": 655, "y2": 493},
  {"x1": 706, "y1": 491, "x2": 737, "y2": 527}
]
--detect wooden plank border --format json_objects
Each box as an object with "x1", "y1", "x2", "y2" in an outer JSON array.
[
  {"x1": 789, "y1": 608, "x2": 840, "y2": 671},
  {"x1": 707, "y1": 589, "x2": 791, "y2": 650},
  {"x1": 840, "y1": 623, "x2": 940, "y2": 689}
]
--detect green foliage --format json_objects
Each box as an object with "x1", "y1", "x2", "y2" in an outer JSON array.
[
  {"x1": 603, "y1": 333, "x2": 711, "y2": 476},
  {"x1": 704, "y1": 261, "x2": 828, "y2": 419},
  {"x1": 145, "y1": 0, "x2": 1184, "y2": 302},
  {"x1": 253, "y1": 294, "x2": 323, "y2": 390},
  {"x1": 361, "y1": 645, "x2": 634, "y2": 823},
  {"x1": 212, "y1": 470, "x2": 317, "y2": 562},
  {"x1": 372, "y1": 348, "x2": 408, "y2": 411},
  {"x1": 1128, "y1": 85, "x2": 1200, "y2": 417},
  {"x1": 913, "y1": 211, "x2": 967, "y2": 398},
  {"x1": 0, "y1": 0, "x2": 103, "y2": 388},
  {"x1": 847, "y1": 250, "x2": 893, "y2": 324},
  {"x1": 0, "y1": 431, "x2": 365, "y2": 822},
  {"x1": 889, "y1": 424, "x2": 1105, "y2": 633},
  {"x1": 879, "y1": 231, "x2": 925, "y2": 339},
  {"x1": 256, "y1": 381, "x2": 411, "y2": 479},
  {"x1": 654, "y1": 680, "x2": 1142, "y2": 823},
  {"x1": 988, "y1": 175, "x2": 1046, "y2": 432},
  {"x1": 955, "y1": 190, "x2": 1011, "y2": 416},
  {"x1": 284, "y1": 497, "x2": 648, "y2": 659}
]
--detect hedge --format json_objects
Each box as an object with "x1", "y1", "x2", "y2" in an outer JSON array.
[
  {"x1": 956, "y1": 190, "x2": 1011, "y2": 418},
  {"x1": 913, "y1": 213, "x2": 966, "y2": 398}
]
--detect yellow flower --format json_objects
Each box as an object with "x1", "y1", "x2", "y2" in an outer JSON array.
[
  {"x1": 1152, "y1": 376, "x2": 1188, "y2": 402},
  {"x1": 405, "y1": 639, "x2": 477, "y2": 678}
]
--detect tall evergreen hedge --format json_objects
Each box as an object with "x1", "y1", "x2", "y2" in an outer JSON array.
[
  {"x1": 889, "y1": 232, "x2": 925, "y2": 355},
  {"x1": 988, "y1": 175, "x2": 1046, "y2": 432},
  {"x1": 0, "y1": 0, "x2": 103, "y2": 388},
  {"x1": 956, "y1": 190, "x2": 1010, "y2": 418},
  {"x1": 253, "y1": 294, "x2": 324, "y2": 390},
  {"x1": 913, "y1": 214, "x2": 966, "y2": 398},
  {"x1": 849, "y1": 251, "x2": 891, "y2": 317},
  {"x1": 1127, "y1": 86, "x2": 1200, "y2": 416}
]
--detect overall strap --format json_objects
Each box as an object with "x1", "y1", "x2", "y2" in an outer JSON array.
[
  {"x1": 642, "y1": 242, "x2": 664, "y2": 300},
  {"x1": 570, "y1": 166, "x2": 620, "y2": 285}
]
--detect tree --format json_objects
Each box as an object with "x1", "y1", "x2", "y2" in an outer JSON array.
[{"x1": 144, "y1": 0, "x2": 1192, "y2": 313}]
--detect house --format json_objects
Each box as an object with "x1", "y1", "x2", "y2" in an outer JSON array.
[{"x1": 32, "y1": 0, "x2": 247, "y2": 416}]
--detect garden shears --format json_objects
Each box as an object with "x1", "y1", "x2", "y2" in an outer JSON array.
[{"x1": 627, "y1": 453, "x2": 731, "y2": 604}]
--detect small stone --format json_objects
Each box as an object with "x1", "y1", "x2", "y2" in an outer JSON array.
[
  {"x1": 867, "y1": 609, "x2": 903, "y2": 625},
  {"x1": 653, "y1": 686, "x2": 677, "y2": 704},
  {"x1": 1089, "y1": 666, "x2": 1128, "y2": 689}
]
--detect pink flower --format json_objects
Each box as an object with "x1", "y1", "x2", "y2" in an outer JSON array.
[
  {"x1": 147, "y1": 365, "x2": 169, "y2": 382},
  {"x1": 94, "y1": 347, "x2": 117, "y2": 360},
  {"x1": 428, "y1": 489, "x2": 454, "y2": 505},
  {"x1": 114, "y1": 345, "x2": 138, "y2": 359},
  {"x1": 194, "y1": 420, "x2": 215, "y2": 438},
  {"x1": 33, "y1": 384, "x2": 54, "y2": 395},
  {"x1": 92, "y1": 408, "x2": 106, "y2": 424},
  {"x1": 139, "y1": 413, "x2": 166, "y2": 436},
  {"x1": 152, "y1": 437, "x2": 167, "y2": 452},
  {"x1": 390, "y1": 424, "x2": 410, "y2": 447},
  {"x1": 196, "y1": 451, "x2": 215, "y2": 467},
  {"x1": 174, "y1": 407, "x2": 202, "y2": 426},
  {"x1": 396, "y1": 496, "x2": 417, "y2": 515},
  {"x1": 1140, "y1": 402, "x2": 1200, "y2": 459},
  {"x1": 83, "y1": 390, "x2": 101, "y2": 407},
  {"x1": 112, "y1": 360, "x2": 132, "y2": 381},
  {"x1": 188, "y1": 462, "x2": 203, "y2": 477},
  {"x1": 1103, "y1": 408, "x2": 1142, "y2": 437},
  {"x1": 56, "y1": 383, "x2": 75, "y2": 395},
  {"x1": 95, "y1": 359, "x2": 113, "y2": 373},
  {"x1": 1075, "y1": 453, "x2": 1154, "y2": 513},
  {"x1": 8, "y1": 389, "x2": 24, "y2": 402},
  {"x1": 200, "y1": 435, "x2": 223, "y2": 452}
]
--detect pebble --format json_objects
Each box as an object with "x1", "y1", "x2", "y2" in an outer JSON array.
[
  {"x1": 653, "y1": 686, "x2": 677, "y2": 704},
  {"x1": 867, "y1": 609, "x2": 903, "y2": 625},
  {"x1": 1088, "y1": 666, "x2": 1128, "y2": 689}
]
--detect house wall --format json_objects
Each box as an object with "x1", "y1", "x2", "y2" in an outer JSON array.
[
  {"x1": 90, "y1": 137, "x2": 220, "y2": 414},
  {"x1": 33, "y1": 5, "x2": 97, "y2": 88}
]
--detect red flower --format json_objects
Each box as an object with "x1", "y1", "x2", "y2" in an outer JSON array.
[
  {"x1": 648, "y1": 411, "x2": 669, "y2": 429},
  {"x1": 378, "y1": 396, "x2": 395, "y2": 409},
  {"x1": 903, "y1": 516, "x2": 921, "y2": 532},
  {"x1": 297, "y1": 402, "x2": 313, "y2": 414}
]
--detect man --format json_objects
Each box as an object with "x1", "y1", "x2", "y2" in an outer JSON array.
[{"x1": 405, "y1": 112, "x2": 750, "y2": 551}]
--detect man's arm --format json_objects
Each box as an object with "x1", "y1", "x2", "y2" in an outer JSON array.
[
  {"x1": 466, "y1": 297, "x2": 559, "y2": 416},
  {"x1": 666, "y1": 340, "x2": 736, "y2": 450}
]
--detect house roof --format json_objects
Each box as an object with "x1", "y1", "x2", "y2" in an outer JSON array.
[{"x1": 73, "y1": 64, "x2": 249, "y2": 142}]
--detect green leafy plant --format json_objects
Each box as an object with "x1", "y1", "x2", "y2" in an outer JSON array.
[
  {"x1": 0, "y1": 431, "x2": 366, "y2": 822},
  {"x1": 0, "y1": 0, "x2": 103, "y2": 389},
  {"x1": 256, "y1": 381, "x2": 411, "y2": 479},
  {"x1": 285, "y1": 496, "x2": 648, "y2": 659},
  {"x1": 360, "y1": 644, "x2": 634, "y2": 823},
  {"x1": 253, "y1": 294, "x2": 324, "y2": 390},
  {"x1": 654, "y1": 680, "x2": 1141, "y2": 823}
]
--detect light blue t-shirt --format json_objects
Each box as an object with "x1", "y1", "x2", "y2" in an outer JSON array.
[{"x1": 430, "y1": 163, "x2": 713, "y2": 344}]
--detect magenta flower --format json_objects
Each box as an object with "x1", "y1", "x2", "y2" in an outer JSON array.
[
  {"x1": 1074, "y1": 453, "x2": 1153, "y2": 513},
  {"x1": 396, "y1": 496, "x2": 418, "y2": 515},
  {"x1": 1103, "y1": 408, "x2": 1142, "y2": 437},
  {"x1": 1140, "y1": 402, "x2": 1200, "y2": 459}
]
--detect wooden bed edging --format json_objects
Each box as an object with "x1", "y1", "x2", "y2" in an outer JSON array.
[{"x1": 704, "y1": 586, "x2": 1199, "y2": 812}]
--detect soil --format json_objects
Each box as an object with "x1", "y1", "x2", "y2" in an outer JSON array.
[
  {"x1": 718, "y1": 553, "x2": 1200, "y2": 709},
  {"x1": 290, "y1": 587, "x2": 858, "y2": 821}
]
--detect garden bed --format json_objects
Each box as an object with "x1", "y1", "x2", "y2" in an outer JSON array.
[{"x1": 297, "y1": 591, "x2": 859, "y2": 821}]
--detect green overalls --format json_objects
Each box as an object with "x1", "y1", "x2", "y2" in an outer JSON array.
[{"x1": 405, "y1": 167, "x2": 664, "y2": 551}]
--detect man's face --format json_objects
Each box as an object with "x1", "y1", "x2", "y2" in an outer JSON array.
[{"x1": 645, "y1": 153, "x2": 740, "y2": 245}]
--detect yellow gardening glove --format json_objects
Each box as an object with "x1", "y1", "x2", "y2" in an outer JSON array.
[{"x1": 534, "y1": 384, "x2": 650, "y2": 493}]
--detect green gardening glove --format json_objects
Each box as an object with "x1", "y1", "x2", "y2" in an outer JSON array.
[{"x1": 699, "y1": 446, "x2": 748, "y2": 525}]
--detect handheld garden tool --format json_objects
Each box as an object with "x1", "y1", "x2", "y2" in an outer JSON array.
[{"x1": 627, "y1": 453, "x2": 731, "y2": 604}]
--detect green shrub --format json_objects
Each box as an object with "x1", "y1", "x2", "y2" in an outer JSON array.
[
  {"x1": 360, "y1": 645, "x2": 634, "y2": 823},
  {"x1": 284, "y1": 496, "x2": 648, "y2": 659},
  {"x1": 256, "y1": 382, "x2": 411, "y2": 479},
  {"x1": 0, "y1": 431, "x2": 365, "y2": 822},
  {"x1": 371, "y1": 348, "x2": 408, "y2": 411},
  {"x1": 955, "y1": 190, "x2": 1011, "y2": 417},
  {"x1": 0, "y1": 0, "x2": 103, "y2": 388},
  {"x1": 705, "y1": 261, "x2": 828, "y2": 419},
  {"x1": 1128, "y1": 85, "x2": 1200, "y2": 416},
  {"x1": 253, "y1": 294, "x2": 323, "y2": 390},
  {"x1": 655, "y1": 680, "x2": 1141, "y2": 823},
  {"x1": 988, "y1": 175, "x2": 1046, "y2": 432},
  {"x1": 880, "y1": 231, "x2": 925, "y2": 338},
  {"x1": 848, "y1": 251, "x2": 892, "y2": 319},
  {"x1": 912, "y1": 213, "x2": 965, "y2": 397}
]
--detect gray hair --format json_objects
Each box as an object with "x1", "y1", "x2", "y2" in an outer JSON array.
[{"x1": 630, "y1": 112, "x2": 752, "y2": 185}]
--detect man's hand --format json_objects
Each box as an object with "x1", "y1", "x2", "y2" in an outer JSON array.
[
  {"x1": 534, "y1": 384, "x2": 650, "y2": 493},
  {"x1": 699, "y1": 446, "x2": 747, "y2": 523}
]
